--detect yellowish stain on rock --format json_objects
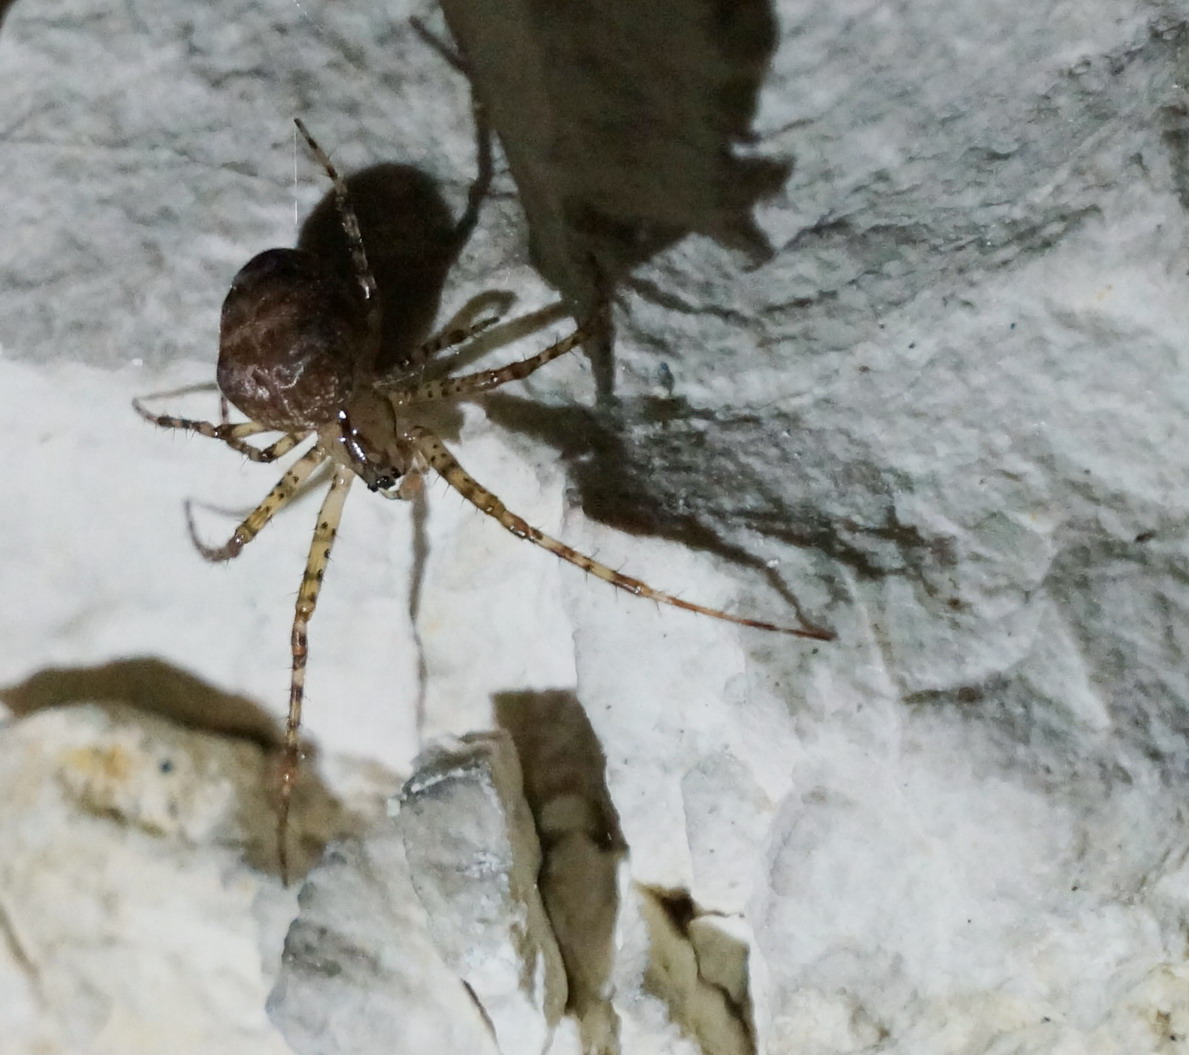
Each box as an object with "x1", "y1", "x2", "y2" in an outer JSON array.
[{"x1": 61, "y1": 743, "x2": 136, "y2": 784}]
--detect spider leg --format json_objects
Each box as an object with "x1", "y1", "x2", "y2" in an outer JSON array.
[
  {"x1": 277, "y1": 465, "x2": 354, "y2": 882},
  {"x1": 132, "y1": 397, "x2": 309, "y2": 463},
  {"x1": 410, "y1": 313, "x2": 504, "y2": 364},
  {"x1": 185, "y1": 445, "x2": 327, "y2": 561},
  {"x1": 413, "y1": 290, "x2": 517, "y2": 367},
  {"x1": 133, "y1": 397, "x2": 267, "y2": 439},
  {"x1": 293, "y1": 119, "x2": 379, "y2": 352},
  {"x1": 382, "y1": 298, "x2": 572, "y2": 389},
  {"x1": 227, "y1": 431, "x2": 309, "y2": 463},
  {"x1": 393, "y1": 314, "x2": 597, "y2": 405},
  {"x1": 409, "y1": 425, "x2": 833, "y2": 640},
  {"x1": 135, "y1": 381, "x2": 222, "y2": 401}
]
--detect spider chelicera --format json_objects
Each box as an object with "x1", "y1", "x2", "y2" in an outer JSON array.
[{"x1": 134, "y1": 119, "x2": 832, "y2": 878}]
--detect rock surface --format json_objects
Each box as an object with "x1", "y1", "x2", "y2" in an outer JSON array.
[
  {"x1": 3, "y1": 0, "x2": 1189, "y2": 1053},
  {"x1": 0, "y1": 701, "x2": 365, "y2": 1054},
  {"x1": 395, "y1": 734, "x2": 568, "y2": 1052}
]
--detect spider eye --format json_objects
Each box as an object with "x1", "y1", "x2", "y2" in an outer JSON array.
[{"x1": 368, "y1": 471, "x2": 401, "y2": 493}]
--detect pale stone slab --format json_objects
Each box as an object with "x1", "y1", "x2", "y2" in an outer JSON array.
[{"x1": 396, "y1": 733, "x2": 568, "y2": 1054}]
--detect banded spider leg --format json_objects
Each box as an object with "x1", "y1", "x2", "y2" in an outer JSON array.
[{"x1": 135, "y1": 119, "x2": 831, "y2": 880}]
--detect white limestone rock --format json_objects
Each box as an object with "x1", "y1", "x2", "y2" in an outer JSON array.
[
  {"x1": 395, "y1": 733, "x2": 568, "y2": 1053},
  {"x1": 0, "y1": 701, "x2": 346, "y2": 1054},
  {"x1": 269, "y1": 829, "x2": 498, "y2": 1055},
  {"x1": 3, "y1": 0, "x2": 1189, "y2": 1052}
]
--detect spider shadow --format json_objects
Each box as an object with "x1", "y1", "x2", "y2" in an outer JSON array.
[
  {"x1": 439, "y1": 0, "x2": 788, "y2": 399},
  {"x1": 492, "y1": 689, "x2": 625, "y2": 1049},
  {"x1": 1, "y1": 656, "x2": 282, "y2": 747},
  {"x1": 298, "y1": 161, "x2": 478, "y2": 380},
  {"x1": 482, "y1": 392, "x2": 830, "y2": 634},
  {"x1": 0, "y1": 657, "x2": 359, "y2": 879}
]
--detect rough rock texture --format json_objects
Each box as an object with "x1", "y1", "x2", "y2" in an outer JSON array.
[
  {"x1": 3, "y1": 0, "x2": 1189, "y2": 1053},
  {"x1": 268, "y1": 818, "x2": 499, "y2": 1055},
  {"x1": 0, "y1": 701, "x2": 375, "y2": 1054},
  {"x1": 395, "y1": 734, "x2": 568, "y2": 1051}
]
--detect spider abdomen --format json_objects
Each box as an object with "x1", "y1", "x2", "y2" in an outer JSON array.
[{"x1": 218, "y1": 248, "x2": 369, "y2": 429}]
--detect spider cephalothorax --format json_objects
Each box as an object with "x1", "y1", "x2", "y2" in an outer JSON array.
[
  {"x1": 221, "y1": 246, "x2": 420, "y2": 495},
  {"x1": 134, "y1": 119, "x2": 832, "y2": 880},
  {"x1": 219, "y1": 205, "x2": 421, "y2": 497}
]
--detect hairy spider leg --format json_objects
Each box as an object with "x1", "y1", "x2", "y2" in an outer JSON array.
[
  {"x1": 221, "y1": 431, "x2": 308, "y2": 462},
  {"x1": 277, "y1": 465, "x2": 354, "y2": 882},
  {"x1": 381, "y1": 298, "x2": 572, "y2": 393},
  {"x1": 411, "y1": 313, "x2": 504, "y2": 364},
  {"x1": 185, "y1": 444, "x2": 327, "y2": 561},
  {"x1": 392, "y1": 316, "x2": 508, "y2": 385},
  {"x1": 432, "y1": 291, "x2": 519, "y2": 340},
  {"x1": 135, "y1": 381, "x2": 222, "y2": 400},
  {"x1": 293, "y1": 119, "x2": 380, "y2": 353},
  {"x1": 132, "y1": 398, "x2": 309, "y2": 464},
  {"x1": 409, "y1": 426, "x2": 834, "y2": 641},
  {"x1": 393, "y1": 315, "x2": 597, "y2": 405}
]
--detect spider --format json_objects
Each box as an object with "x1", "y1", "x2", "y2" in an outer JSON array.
[{"x1": 134, "y1": 120, "x2": 833, "y2": 879}]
